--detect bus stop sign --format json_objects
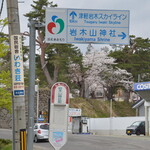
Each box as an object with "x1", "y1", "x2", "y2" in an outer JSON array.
[{"x1": 49, "y1": 82, "x2": 70, "y2": 150}]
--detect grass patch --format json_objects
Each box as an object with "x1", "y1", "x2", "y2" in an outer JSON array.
[
  {"x1": 0, "y1": 139, "x2": 12, "y2": 150},
  {"x1": 70, "y1": 98, "x2": 136, "y2": 118},
  {"x1": 2, "y1": 144, "x2": 12, "y2": 150}
]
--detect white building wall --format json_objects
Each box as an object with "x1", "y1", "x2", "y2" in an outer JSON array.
[
  {"x1": 87, "y1": 116, "x2": 145, "y2": 135},
  {"x1": 139, "y1": 105, "x2": 145, "y2": 116}
]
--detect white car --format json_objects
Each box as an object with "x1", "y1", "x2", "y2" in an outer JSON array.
[{"x1": 33, "y1": 123, "x2": 49, "y2": 143}]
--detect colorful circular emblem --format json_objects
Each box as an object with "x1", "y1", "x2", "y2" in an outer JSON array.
[{"x1": 47, "y1": 15, "x2": 64, "y2": 34}]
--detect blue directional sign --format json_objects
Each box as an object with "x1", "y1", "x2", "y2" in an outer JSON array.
[
  {"x1": 134, "y1": 82, "x2": 150, "y2": 91},
  {"x1": 46, "y1": 8, "x2": 129, "y2": 44},
  {"x1": 38, "y1": 118, "x2": 44, "y2": 121},
  {"x1": 14, "y1": 90, "x2": 24, "y2": 96}
]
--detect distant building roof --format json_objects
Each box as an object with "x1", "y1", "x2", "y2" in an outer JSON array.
[{"x1": 132, "y1": 99, "x2": 144, "y2": 109}]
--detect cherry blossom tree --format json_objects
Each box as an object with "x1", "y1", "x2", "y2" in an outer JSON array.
[{"x1": 69, "y1": 45, "x2": 133, "y2": 100}]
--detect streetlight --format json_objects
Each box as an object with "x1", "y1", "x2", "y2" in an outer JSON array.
[{"x1": 35, "y1": 78, "x2": 40, "y2": 123}]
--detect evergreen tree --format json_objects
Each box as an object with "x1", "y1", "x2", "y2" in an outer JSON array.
[
  {"x1": 109, "y1": 36, "x2": 150, "y2": 82},
  {"x1": 24, "y1": 0, "x2": 83, "y2": 87},
  {"x1": 0, "y1": 19, "x2": 11, "y2": 111}
]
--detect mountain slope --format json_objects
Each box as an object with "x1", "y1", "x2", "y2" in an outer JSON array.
[{"x1": 70, "y1": 98, "x2": 136, "y2": 118}]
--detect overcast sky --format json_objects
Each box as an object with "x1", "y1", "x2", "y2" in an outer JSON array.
[{"x1": 1, "y1": 0, "x2": 150, "y2": 53}]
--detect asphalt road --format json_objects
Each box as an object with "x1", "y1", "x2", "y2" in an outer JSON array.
[
  {"x1": 1, "y1": 129, "x2": 150, "y2": 150},
  {"x1": 35, "y1": 134, "x2": 150, "y2": 150}
]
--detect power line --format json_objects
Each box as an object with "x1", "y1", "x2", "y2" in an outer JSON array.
[{"x1": 0, "y1": 0, "x2": 5, "y2": 17}]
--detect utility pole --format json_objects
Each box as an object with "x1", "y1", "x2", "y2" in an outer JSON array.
[
  {"x1": 6, "y1": 0, "x2": 26, "y2": 150},
  {"x1": 6, "y1": 0, "x2": 20, "y2": 35},
  {"x1": 27, "y1": 20, "x2": 36, "y2": 150}
]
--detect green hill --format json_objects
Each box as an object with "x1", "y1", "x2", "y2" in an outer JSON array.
[{"x1": 70, "y1": 98, "x2": 136, "y2": 118}]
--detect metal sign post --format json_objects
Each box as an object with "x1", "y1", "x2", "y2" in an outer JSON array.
[
  {"x1": 46, "y1": 8, "x2": 129, "y2": 45},
  {"x1": 49, "y1": 82, "x2": 69, "y2": 150}
]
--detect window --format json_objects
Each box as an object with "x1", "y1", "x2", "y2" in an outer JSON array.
[
  {"x1": 40, "y1": 124, "x2": 49, "y2": 130},
  {"x1": 96, "y1": 91, "x2": 103, "y2": 97},
  {"x1": 34, "y1": 125, "x2": 38, "y2": 129}
]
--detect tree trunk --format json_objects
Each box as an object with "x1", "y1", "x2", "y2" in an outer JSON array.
[
  {"x1": 78, "y1": 79, "x2": 86, "y2": 98},
  {"x1": 37, "y1": 31, "x2": 58, "y2": 87},
  {"x1": 105, "y1": 86, "x2": 114, "y2": 101},
  {"x1": 40, "y1": 45, "x2": 54, "y2": 87}
]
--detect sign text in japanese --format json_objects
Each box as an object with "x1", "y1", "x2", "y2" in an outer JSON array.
[{"x1": 11, "y1": 35, "x2": 25, "y2": 96}]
